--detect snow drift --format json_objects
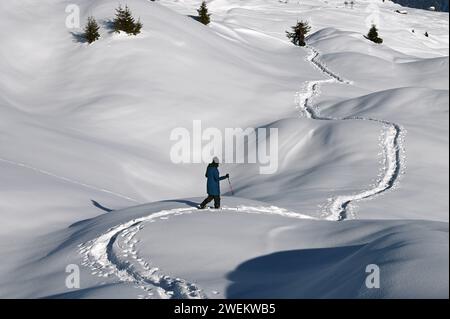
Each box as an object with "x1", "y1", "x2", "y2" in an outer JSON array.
[{"x1": 0, "y1": 0, "x2": 448, "y2": 298}]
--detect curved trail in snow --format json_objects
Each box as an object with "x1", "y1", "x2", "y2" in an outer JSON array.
[
  {"x1": 79, "y1": 206, "x2": 314, "y2": 299},
  {"x1": 75, "y1": 43, "x2": 405, "y2": 298},
  {"x1": 78, "y1": 45, "x2": 405, "y2": 299},
  {"x1": 297, "y1": 46, "x2": 405, "y2": 220}
]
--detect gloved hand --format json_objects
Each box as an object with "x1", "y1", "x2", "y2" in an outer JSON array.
[{"x1": 226, "y1": 173, "x2": 230, "y2": 178}]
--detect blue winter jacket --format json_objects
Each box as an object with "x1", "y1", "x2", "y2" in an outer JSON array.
[{"x1": 205, "y1": 164, "x2": 227, "y2": 196}]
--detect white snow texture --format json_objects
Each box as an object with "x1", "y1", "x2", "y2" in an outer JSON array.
[{"x1": 0, "y1": 0, "x2": 448, "y2": 299}]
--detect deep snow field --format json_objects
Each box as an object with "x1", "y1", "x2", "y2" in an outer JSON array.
[{"x1": 0, "y1": 0, "x2": 448, "y2": 298}]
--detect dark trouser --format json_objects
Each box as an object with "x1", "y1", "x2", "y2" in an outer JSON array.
[{"x1": 200, "y1": 195, "x2": 221, "y2": 209}]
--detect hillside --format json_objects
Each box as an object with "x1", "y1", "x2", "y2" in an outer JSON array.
[{"x1": 0, "y1": 0, "x2": 448, "y2": 298}]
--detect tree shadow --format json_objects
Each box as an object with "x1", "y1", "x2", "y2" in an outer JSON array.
[
  {"x1": 101, "y1": 19, "x2": 116, "y2": 34},
  {"x1": 188, "y1": 15, "x2": 201, "y2": 22},
  {"x1": 70, "y1": 31, "x2": 87, "y2": 44},
  {"x1": 226, "y1": 245, "x2": 366, "y2": 298},
  {"x1": 91, "y1": 200, "x2": 114, "y2": 213}
]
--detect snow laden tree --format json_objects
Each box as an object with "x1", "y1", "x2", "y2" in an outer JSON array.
[
  {"x1": 113, "y1": 5, "x2": 143, "y2": 35},
  {"x1": 366, "y1": 24, "x2": 383, "y2": 44},
  {"x1": 84, "y1": 16, "x2": 100, "y2": 44},
  {"x1": 286, "y1": 21, "x2": 311, "y2": 47},
  {"x1": 197, "y1": 1, "x2": 211, "y2": 25}
]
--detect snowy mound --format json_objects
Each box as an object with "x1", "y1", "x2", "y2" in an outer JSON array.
[{"x1": 4, "y1": 198, "x2": 446, "y2": 299}]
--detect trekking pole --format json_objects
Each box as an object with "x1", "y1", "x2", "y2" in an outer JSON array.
[{"x1": 227, "y1": 177, "x2": 234, "y2": 196}]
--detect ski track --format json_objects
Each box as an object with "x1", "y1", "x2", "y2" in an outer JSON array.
[
  {"x1": 0, "y1": 157, "x2": 140, "y2": 203},
  {"x1": 78, "y1": 206, "x2": 315, "y2": 299},
  {"x1": 296, "y1": 46, "x2": 405, "y2": 221}
]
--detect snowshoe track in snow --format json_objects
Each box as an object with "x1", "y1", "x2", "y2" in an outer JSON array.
[
  {"x1": 296, "y1": 46, "x2": 405, "y2": 221},
  {"x1": 74, "y1": 43, "x2": 406, "y2": 298},
  {"x1": 79, "y1": 206, "x2": 314, "y2": 299},
  {"x1": 78, "y1": 46, "x2": 406, "y2": 299}
]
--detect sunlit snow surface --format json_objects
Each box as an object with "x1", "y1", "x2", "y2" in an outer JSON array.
[{"x1": 0, "y1": 0, "x2": 448, "y2": 298}]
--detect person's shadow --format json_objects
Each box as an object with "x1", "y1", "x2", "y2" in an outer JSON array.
[
  {"x1": 161, "y1": 199, "x2": 199, "y2": 208},
  {"x1": 91, "y1": 200, "x2": 114, "y2": 212},
  {"x1": 90, "y1": 199, "x2": 199, "y2": 213}
]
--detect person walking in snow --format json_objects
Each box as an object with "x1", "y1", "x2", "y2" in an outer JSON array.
[{"x1": 199, "y1": 156, "x2": 229, "y2": 209}]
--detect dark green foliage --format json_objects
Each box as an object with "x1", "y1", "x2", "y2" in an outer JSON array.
[
  {"x1": 114, "y1": 5, "x2": 142, "y2": 35},
  {"x1": 286, "y1": 21, "x2": 311, "y2": 46},
  {"x1": 134, "y1": 18, "x2": 143, "y2": 35},
  {"x1": 366, "y1": 24, "x2": 383, "y2": 44},
  {"x1": 84, "y1": 16, "x2": 100, "y2": 44},
  {"x1": 424, "y1": 31, "x2": 429, "y2": 37},
  {"x1": 197, "y1": 1, "x2": 211, "y2": 25}
]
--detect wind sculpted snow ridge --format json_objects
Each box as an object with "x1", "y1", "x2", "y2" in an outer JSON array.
[
  {"x1": 79, "y1": 205, "x2": 315, "y2": 299},
  {"x1": 296, "y1": 46, "x2": 406, "y2": 221}
]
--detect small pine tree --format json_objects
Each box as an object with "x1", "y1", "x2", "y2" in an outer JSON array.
[
  {"x1": 133, "y1": 18, "x2": 143, "y2": 35},
  {"x1": 84, "y1": 16, "x2": 100, "y2": 44},
  {"x1": 286, "y1": 21, "x2": 311, "y2": 47},
  {"x1": 366, "y1": 24, "x2": 383, "y2": 44},
  {"x1": 197, "y1": 1, "x2": 211, "y2": 25},
  {"x1": 114, "y1": 5, "x2": 142, "y2": 35},
  {"x1": 424, "y1": 31, "x2": 429, "y2": 37}
]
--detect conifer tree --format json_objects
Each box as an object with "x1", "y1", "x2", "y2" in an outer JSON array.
[
  {"x1": 286, "y1": 21, "x2": 311, "y2": 47},
  {"x1": 84, "y1": 16, "x2": 100, "y2": 44},
  {"x1": 366, "y1": 24, "x2": 383, "y2": 44},
  {"x1": 197, "y1": 1, "x2": 211, "y2": 25},
  {"x1": 113, "y1": 5, "x2": 142, "y2": 35},
  {"x1": 133, "y1": 18, "x2": 143, "y2": 35}
]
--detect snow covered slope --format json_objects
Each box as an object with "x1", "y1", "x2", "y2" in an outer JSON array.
[
  {"x1": 2, "y1": 198, "x2": 446, "y2": 299},
  {"x1": 0, "y1": 0, "x2": 448, "y2": 298}
]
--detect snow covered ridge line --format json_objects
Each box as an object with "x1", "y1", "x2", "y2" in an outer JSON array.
[
  {"x1": 79, "y1": 206, "x2": 315, "y2": 299},
  {"x1": 0, "y1": 157, "x2": 140, "y2": 203},
  {"x1": 308, "y1": 47, "x2": 353, "y2": 85},
  {"x1": 298, "y1": 46, "x2": 405, "y2": 221}
]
